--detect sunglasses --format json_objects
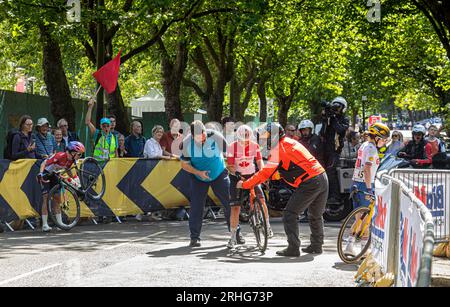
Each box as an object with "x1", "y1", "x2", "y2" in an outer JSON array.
[
  {"x1": 392, "y1": 135, "x2": 399, "y2": 137},
  {"x1": 101, "y1": 124, "x2": 110, "y2": 128}
]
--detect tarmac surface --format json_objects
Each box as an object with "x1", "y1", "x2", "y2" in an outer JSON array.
[{"x1": 0, "y1": 217, "x2": 358, "y2": 287}]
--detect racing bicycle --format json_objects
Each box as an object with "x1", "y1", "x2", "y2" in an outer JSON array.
[
  {"x1": 43, "y1": 157, "x2": 106, "y2": 231},
  {"x1": 236, "y1": 173, "x2": 269, "y2": 252}
]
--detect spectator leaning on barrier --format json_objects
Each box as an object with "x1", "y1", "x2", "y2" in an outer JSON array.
[
  {"x1": 143, "y1": 125, "x2": 174, "y2": 159},
  {"x1": 85, "y1": 98, "x2": 118, "y2": 160},
  {"x1": 117, "y1": 134, "x2": 127, "y2": 158},
  {"x1": 57, "y1": 118, "x2": 79, "y2": 146},
  {"x1": 398, "y1": 124, "x2": 432, "y2": 168},
  {"x1": 125, "y1": 120, "x2": 146, "y2": 158},
  {"x1": 160, "y1": 118, "x2": 183, "y2": 156},
  {"x1": 385, "y1": 130, "x2": 404, "y2": 157},
  {"x1": 53, "y1": 128, "x2": 66, "y2": 153},
  {"x1": 425, "y1": 125, "x2": 446, "y2": 158},
  {"x1": 180, "y1": 120, "x2": 232, "y2": 248},
  {"x1": 10, "y1": 115, "x2": 41, "y2": 160},
  {"x1": 34, "y1": 118, "x2": 56, "y2": 159}
]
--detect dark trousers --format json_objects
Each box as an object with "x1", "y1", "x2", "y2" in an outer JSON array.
[
  {"x1": 189, "y1": 170, "x2": 231, "y2": 240},
  {"x1": 324, "y1": 151, "x2": 340, "y2": 200},
  {"x1": 282, "y1": 172, "x2": 329, "y2": 250}
]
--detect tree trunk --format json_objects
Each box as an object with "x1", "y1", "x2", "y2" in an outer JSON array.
[
  {"x1": 257, "y1": 81, "x2": 267, "y2": 122},
  {"x1": 161, "y1": 40, "x2": 188, "y2": 122},
  {"x1": 229, "y1": 74, "x2": 240, "y2": 119},
  {"x1": 277, "y1": 97, "x2": 290, "y2": 128},
  {"x1": 105, "y1": 86, "x2": 130, "y2": 135},
  {"x1": 39, "y1": 24, "x2": 76, "y2": 130}
]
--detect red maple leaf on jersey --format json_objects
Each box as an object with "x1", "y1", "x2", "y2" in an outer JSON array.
[{"x1": 239, "y1": 161, "x2": 250, "y2": 168}]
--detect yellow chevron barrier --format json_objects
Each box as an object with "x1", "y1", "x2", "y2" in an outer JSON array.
[{"x1": 0, "y1": 158, "x2": 222, "y2": 223}]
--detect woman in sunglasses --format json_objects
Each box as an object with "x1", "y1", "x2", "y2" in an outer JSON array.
[{"x1": 385, "y1": 131, "x2": 404, "y2": 156}]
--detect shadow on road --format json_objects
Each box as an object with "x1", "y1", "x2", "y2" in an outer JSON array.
[
  {"x1": 333, "y1": 262, "x2": 359, "y2": 272},
  {"x1": 146, "y1": 244, "x2": 316, "y2": 264}
]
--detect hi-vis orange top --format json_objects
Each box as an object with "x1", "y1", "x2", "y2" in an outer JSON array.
[{"x1": 242, "y1": 137, "x2": 325, "y2": 189}]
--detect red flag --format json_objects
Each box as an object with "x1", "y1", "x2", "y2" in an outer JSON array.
[{"x1": 93, "y1": 50, "x2": 121, "y2": 94}]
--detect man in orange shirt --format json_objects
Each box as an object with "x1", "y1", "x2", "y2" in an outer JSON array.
[{"x1": 237, "y1": 123, "x2": 329, "y2": 257}]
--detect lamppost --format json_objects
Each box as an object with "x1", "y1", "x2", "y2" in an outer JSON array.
[{"x1": 362, "y1": 95, "x2": 367, "y2": 131}]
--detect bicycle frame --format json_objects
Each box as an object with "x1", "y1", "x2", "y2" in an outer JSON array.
[
  {"x1": 350, "y1": 190, "x2": 376, "y2": 239},
  {"x1": 53, "y1": 161, "x2": 98, "y2": 196}
]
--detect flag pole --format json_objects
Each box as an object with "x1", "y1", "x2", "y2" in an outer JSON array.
[{"x1": 92, "y1": 85, "x2": 102, "y2": 100}]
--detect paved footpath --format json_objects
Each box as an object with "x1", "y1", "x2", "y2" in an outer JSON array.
[
  {"x1": 432, "y1": 257, "x2": 450, "y2": 287},
  {"x1": 0, "y1": 218, "x2": 357, "y2": 287}
]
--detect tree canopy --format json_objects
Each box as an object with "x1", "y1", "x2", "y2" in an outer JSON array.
[{"x1": 1, "y1": 0, "x2": 450, "y2": 131}]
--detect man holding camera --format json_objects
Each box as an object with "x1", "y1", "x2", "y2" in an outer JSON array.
[{"x1": 319, "y1": 97, "x2": 350, "y2": 204}]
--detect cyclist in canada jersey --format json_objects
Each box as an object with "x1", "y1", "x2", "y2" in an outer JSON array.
[
  {"x1": 226, "y1": 125, "x2": 273, "y2": 249},
  {"x1": 37, "y1": 141, "x2": 85, "y2": 232},
  {"x1": 345, "y1": 123, "x2": 390, "y2": 256}
]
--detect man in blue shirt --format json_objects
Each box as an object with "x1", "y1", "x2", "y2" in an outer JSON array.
[
  {"x1": 125, "y1": 120, "x2": 146, "y2": 157},
  {"x1": 34, "y1": 118, "x2": 56, "y2": 158},
  {"x1": 180, "y1": 120, "x2": 233, "y2": 247}
]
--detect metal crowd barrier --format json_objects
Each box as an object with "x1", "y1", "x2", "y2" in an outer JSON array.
[
  {"x1": 388, "y1": 169, "x2": 450, "y2": 243},
  {"x1": 380, "y1": 175, "x2": 435, "y2": 287}
]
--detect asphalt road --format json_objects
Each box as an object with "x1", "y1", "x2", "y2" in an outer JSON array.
[{"x1": 0, "y1": 218, "x2": 358, "y2": 287}]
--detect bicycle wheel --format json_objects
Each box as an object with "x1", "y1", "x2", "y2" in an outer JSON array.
[
  {"x1": 48, "y1": 183, "x2": 81, "y2": 231},
  {"x1": 79, "y1": 157, "x2": 106, "y2": 200},
  {"x1": 337, "y1": 206, "x2": 372, "y2": 264},
  {"x1": 250, "y1": 197, "x2": 269, "y2": 252}
]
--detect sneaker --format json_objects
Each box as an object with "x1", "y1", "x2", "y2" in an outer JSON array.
[
  {"x1": 301, "y1": 245, "x2": 323, "y2": 254},
  {"x1": 236, "y1": 231, "x2": 246, "y2": 245},
  {"x1": 135, "y1": 214, "x2": 143, "y2": 222},
  {"x1": 189, "y1": 239, "x2": 201, "y2": 248},
  {"x1": 276, "y1": 247, "x2": 300, "y2": 257},
  {"x1": 268, "y1": 227, "x2": 274, "y2": 238},
  {"x1": 42, "y1": 225, "x2": 52, "y2": 232},
  {"x1": 227, "y1": 239, "x2": 237, "y2": 249},
  {"x1": 344, "y1": 237, "x2": 356, "y2": 256}
]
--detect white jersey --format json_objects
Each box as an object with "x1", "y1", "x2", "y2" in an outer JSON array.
[{"x1": 352, "y1": 141, "x2": 380, "y2": 184}]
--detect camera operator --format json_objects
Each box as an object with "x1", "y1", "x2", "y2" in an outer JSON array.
[{"x1": 319, "y1": 96, "x2": 350, "y2": 204}]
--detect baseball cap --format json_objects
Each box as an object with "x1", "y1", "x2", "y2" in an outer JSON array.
[
  {"x1": 36, "y1": 118, "x2": 50, "y2": 127},
  {"x1": 100, "y1": 118, "x2": 111, "y2": 126}
]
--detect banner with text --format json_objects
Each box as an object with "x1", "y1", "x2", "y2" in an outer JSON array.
[
  {"x1": 372, "y1": 182, "x2": 392, "y2": 272},
  {"x1": 397, "y1": 191, "x2": 425, "y2": 287}
]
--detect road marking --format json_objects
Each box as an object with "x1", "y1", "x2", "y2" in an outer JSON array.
[
  {"x1": 103, "y1": 231, "x2": 167, "y2": 251},
  {"x1": 0, "y1": 263, "x2": 63, "y2": 286}
]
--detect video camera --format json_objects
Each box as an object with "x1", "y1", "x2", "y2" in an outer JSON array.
[{"x1": 321, "y1": 101, "x2": 341, "y2": 117}]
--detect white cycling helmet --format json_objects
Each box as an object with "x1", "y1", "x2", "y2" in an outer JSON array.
[
  {"x1": 236, "y1": 124, "x2": 254, "y2": 141},
  {"x1": 298, "y1": 120, "x2": 314, "y2": 130},
  {"x1": 412, "y1": 124, "x2": 426, "y2": 135},
  {"x1": 331, "y1": 96, "x2": 347, "y2": 112}
]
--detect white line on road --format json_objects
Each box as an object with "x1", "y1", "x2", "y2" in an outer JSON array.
[
  {"x1": 0, "y1": 263, "x2": 63, "y2": 286},
  {"x1": 103, "y1": 231, "x2": 167, "y2": 251}
]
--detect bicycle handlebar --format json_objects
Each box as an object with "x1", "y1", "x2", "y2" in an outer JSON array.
[{"x1": 350, "y1": 185, "x2": 375, "y2": 200}]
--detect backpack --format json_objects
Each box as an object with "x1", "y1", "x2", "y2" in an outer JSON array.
[{"x1": 3, "y1": 129, "x2": 21, "y2": 160}]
